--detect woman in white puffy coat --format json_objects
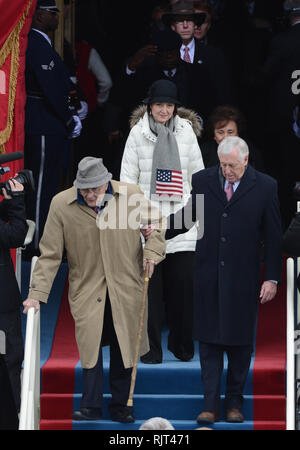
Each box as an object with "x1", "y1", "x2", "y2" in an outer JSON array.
[{"x1": 120, "y1": 80, "x2": 204, "y2": 364}]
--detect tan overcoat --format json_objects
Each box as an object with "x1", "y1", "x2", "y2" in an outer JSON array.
[{"x1": 28, "y1": 181, "x2": 166, "y2": 368}]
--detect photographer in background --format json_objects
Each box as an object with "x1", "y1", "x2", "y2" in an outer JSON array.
[{"x1": 0, "y1": 177, "x2": 28, "y2": 426}]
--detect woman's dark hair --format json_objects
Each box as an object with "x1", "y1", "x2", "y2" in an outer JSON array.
[{"x1": 207, "y1": 105, "x2": 247, "y2": 137}]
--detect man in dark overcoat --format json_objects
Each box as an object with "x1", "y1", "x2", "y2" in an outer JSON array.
[
  {"x1": 162, "y1": 0, "x2": 236, "y2": 125},
  {"x1": 166, "y1": 136, "x2": 282, "y2": 424}
]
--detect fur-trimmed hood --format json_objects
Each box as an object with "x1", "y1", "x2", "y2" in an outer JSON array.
[{"x1": 129, "y1": 104, "x2": 202, "y2": 137}]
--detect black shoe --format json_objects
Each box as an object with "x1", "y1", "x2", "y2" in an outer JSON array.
[
  {"x1": 140, "y1": 350, "x2": 162, "y2": 364},
  {"x1": 168, "y1": 345, "x2": 194, "y2": 362},
  {"x1": 111, "y1": 407, "x2": 135, "y2": 423},
  {"x1": 72, "y1": 407, "x2": 102, "y2": 421},
  {"x1": 173, "y1": 351, "x2": 194, "y2": 362}
]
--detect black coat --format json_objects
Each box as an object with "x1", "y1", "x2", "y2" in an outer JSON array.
[
  {"x1": 167, "y1": 165, "x2": 282, "y2": 345},
  {"x1": 187, "y1": 40, "x2": 236, "y2": 122},
  {"x1": 260, "y1": 23, "x2": 300, "y2": 132},
  {"x1": 0, "y1": 195, "x2": 28, "y2": 313},
  {"x1": 25, "y1": 30, "x2": 73, "y2": 136},
  {"x1": 283, "y1": 212, "x2": 300, "y2": 291},
  {"x1": 283, "y1": 212, "x2": 300, "y2": 257}
]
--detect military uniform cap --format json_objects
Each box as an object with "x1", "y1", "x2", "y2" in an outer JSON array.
[{"x1": 36, "y1": 0, "x2": 60, "y2": 12}]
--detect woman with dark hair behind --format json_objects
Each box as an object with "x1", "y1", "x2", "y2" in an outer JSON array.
[{"x1": 201, "y1": 104, "x2": 264, "y2": 171}]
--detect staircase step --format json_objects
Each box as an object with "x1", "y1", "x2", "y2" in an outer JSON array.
[
  {"x1": 40, "y1": 393, "x2": 285, "y2": 421},
  {"x1": 21, "y1": 261, "x2": 287, "y2": 431},
  {"x1": 39, "y1": 418, "x2": 286, "y2": 431},
  {"x1": 41, "y1": 359, "x2": 285, "y2": 396}
]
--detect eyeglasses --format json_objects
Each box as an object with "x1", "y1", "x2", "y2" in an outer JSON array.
[{"x1": 80, "y1": 187, "x2": 104, "y2": 195}]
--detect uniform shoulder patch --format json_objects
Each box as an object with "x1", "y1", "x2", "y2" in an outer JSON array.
[{"x1": 41, "y1": 60, "x2": 55, "y2": 70}]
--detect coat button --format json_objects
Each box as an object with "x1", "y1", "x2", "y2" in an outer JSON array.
[
  {"x1": 220, "y1": 261, "x2": 225, "y2": 266},
  {"x1": 221, "y1": 237, "x2": 226, "y2": 242},
  {"x1": 222, "y1": 213, "x2": 228, "y2": 218},
  {"x1": 97, "y1": 297, "x2": 102, "y2": 303}
]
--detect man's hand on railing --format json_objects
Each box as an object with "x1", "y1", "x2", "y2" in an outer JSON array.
[{"x1": 23, "y1": 298, "x2": 40, "y2": 314}]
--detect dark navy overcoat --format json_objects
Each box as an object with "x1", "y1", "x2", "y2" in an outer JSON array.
[
  {"x1": 0, "y1": 195, "x2": 28, "y2": 313},
  {"x1": 25, "y1": 30, "x2": 72, "y2": 136},
  {"x1": 167, "y1": 165, "x2": 282, "y2": 346}
]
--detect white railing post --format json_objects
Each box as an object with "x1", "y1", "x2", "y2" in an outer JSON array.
[
  {"x1": 19, "y1": 256, "x2": 40, "y2": 430},
  {"x1": 286, "y1": 257, "x2": 295, "y2": 430}
]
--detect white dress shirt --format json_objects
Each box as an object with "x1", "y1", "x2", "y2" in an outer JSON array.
[{"x1": 180, "y1": 39, "x2": 195, "y2": 63}]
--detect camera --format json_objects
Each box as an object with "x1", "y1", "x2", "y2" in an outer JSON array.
[
  {"x1": 0, "y1": 151, "x2": 35, "y2": 196},
  {"x1": 0, "y1": 169, "x2": 35, "y2": 196}
]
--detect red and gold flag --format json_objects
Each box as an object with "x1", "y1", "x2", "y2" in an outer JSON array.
[
  {"x1": 0, "y1": 0, "x2": 37, "y2": 177},
  {"x1": 0, "y1": 0, "x2": 37, "y2": 265}
]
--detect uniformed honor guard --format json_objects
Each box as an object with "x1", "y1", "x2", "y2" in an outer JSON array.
[{"x1": 24, "y1": 0, "x2": 82, "y2": 258}]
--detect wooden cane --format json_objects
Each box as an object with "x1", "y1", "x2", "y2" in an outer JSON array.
[{"x1": 127, "y1": 264, "x2": 150, "y2": 407}]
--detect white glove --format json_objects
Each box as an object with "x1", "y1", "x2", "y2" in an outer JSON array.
[
  {"x1": 71, "y1": 115, "x2": 82, "y2": 138},
  {"x1": 77, "y1": 101, "x2": 88, "y2": 121}
]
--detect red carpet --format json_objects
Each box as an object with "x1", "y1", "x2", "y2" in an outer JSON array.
[
  {"x1": 253, "y1": 261, "x2": 287, "y2": 430},
  {"x1": 40, "y1": 276, "x2": 79, "y2": 430}
]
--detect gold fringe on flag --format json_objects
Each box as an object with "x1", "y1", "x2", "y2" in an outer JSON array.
[{"x1": 0, "y1": 0, "x2": 33, "y2": 154}]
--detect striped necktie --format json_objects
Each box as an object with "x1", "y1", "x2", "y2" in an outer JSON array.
[
  {"x1": 225, "y1": 182, "x2": 234, "y2": 201},
  {"x1": 183, "y1": 46, "x2": 191, "y2": 63}
]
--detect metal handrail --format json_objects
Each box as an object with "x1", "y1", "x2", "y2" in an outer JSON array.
[
  {"x1": 286, "y1": 257, "x2": 296, "y2": 430},
  {"x1": 19, "y1": 256, "x2": 40, "y2": 430}
]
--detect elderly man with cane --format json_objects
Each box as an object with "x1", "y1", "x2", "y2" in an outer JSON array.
[{"x1": 23, "y1": 157, "x2": 166, "y2": 423}]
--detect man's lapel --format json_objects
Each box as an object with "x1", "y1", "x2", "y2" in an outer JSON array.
[
  {"x1": 228, "y1": 165, "x2": 256, "y2": 207},
  {"x1": 207, "y1": 165, "x2": 257, "y2": 207},
  {"x1": 207, "y1": 166, "x2": 227, "y2": 204}
]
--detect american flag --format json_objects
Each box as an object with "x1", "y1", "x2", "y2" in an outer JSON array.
[{"x1": 155, "y1": 169, "x2": 183, "y2": 197}]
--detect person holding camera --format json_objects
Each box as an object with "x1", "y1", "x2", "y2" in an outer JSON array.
[{"x1": 0, "y1": 177, "x2": 28, "y2": 423}]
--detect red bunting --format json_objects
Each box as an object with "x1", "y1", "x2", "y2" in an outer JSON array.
[
  {"x1": 0, "y1": 0, "x2": 37, "y2": 266},
  {"x1": 0, "y1": 0, "x2": 37, "y2": 179}
]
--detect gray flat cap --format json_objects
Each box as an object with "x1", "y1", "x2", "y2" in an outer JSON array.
[{"x1": 74, "y1": 157, "x2": 112, "y2": 189}]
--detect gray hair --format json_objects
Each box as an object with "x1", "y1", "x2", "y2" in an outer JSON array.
[
  {"x1": 217, "y1": 136, "x2": 249, "y2": 163},
  {"x1": 139, "y1": 417, "x2": 175, "y2": 430}
]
